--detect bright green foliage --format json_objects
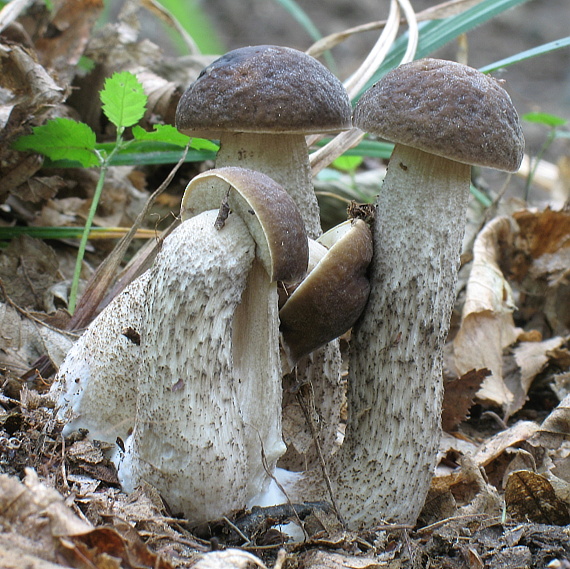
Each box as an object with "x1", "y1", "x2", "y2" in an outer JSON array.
[
  {"x1": 332, "y1": 155, "x2": 364, "y2": 173},
  {"x1": 523, "y1": 112, "x2": 567, "y2": 128},
  {"x1": 100, "y1": 71, "x2": 147, "y2": 133},
  {"x1": 132, "y1": 124, "x2": 190, "y2": 146},
  {"x1": 13, "y1": 118, "x2": 99, "y2": 168}
]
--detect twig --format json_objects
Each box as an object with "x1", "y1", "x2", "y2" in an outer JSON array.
[{"x1": 295, "y1": 379, "x2": 346, "y2": 528}]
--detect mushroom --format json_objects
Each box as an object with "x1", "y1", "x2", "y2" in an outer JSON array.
[
  {"x1": 321, "y1": 58, "x2": 525, "y2": 526},
  {"x1": 117, "y1": 167, "x2": 309, "y2": 522},
  {"x1": 175, "y1": 44, "x2": 352, "y2": 239},
  {"x1": 279, "y1": 218, "x2": 373, "y2": 368},
  {"x1": 51, "y1": 271, "x2": 149, "y2": 445},
  {"x1": 176, "y1": 44, "x2": 353, "y2": 468}
]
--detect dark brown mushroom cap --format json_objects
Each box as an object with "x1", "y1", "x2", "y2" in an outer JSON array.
[
  {"x1": 181, "y1": 166, "x2": 309, "y2": 284},
  {"x1": 354, "y1": 58, "x2": 525, "y2": 172},
  {"x1": 175, "y1": 45, "x2": 352, "y2": 138},
  {"x1": 279, "y1": 219, "x2": 373, "y2": 364}
]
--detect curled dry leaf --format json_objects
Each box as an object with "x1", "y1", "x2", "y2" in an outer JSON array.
[
  {"x1": 529, "y1": 393, "x2": 570, "y2": 449},
  {"x1": 453, "y1": 216, "x2": 521, "y2": 407},
  {"x1": 473, "y1": 420, "x2": 540, "y2": 469}
]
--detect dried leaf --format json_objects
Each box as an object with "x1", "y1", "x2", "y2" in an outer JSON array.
[
  {"x1": 503, "y1": 336, "x2": 566, "y2": 419},
  {"x1": 529, "y1": 394, "x2": 570, "y2": 449},
  {"x1": 442, "y1": 368, "x2": 490, "y2": 432},
  {"x1": 505, "y1": 470, "x2": 570, "y2": 525},
  {"x1": 299, "y1": 550, "x2": 383, "y2": 569},
  {"x1": 60, "y1": 525, "x2": 174, "y2": 569},
  {"x1": 0, "y1": 468, "x2": 91, "y2": 564},
  {"x1": 473, "y1": 421, "x2": 540, "y2": 469},
  {"x1": 34, "y1": 0, "x2": 104, "y2": 85},
  {"x1": 453, "y1": 216, "x2": 521, "y2": 407}
]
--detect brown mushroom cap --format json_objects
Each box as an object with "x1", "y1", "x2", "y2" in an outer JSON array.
[
  {"x1": 279, "y1": 219, "x2": 373, "y2": 364},
  {"x1": 181, "y1": 166, "x2": 309, "y2": 284},
  {"x1": 175, "y1": 45, "x2": 352, "y2": 138},
  {"x1": 354, "y1": 58, "x2": 525, "y2": 172}
]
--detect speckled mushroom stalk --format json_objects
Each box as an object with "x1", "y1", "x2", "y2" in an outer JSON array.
[
  {"x1": 52, "y1": 273, "x2": 148, "y2": 444},
  {"x1": 175, "y1": 45, "x2": 352, "y2": 240},
  {"x1": 325, "y1": 59, "x2": 525, "y2": 527}
]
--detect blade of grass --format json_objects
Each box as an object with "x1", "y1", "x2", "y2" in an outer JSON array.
[
  {"x1": 356, "y1": 0, "x2": 532, "y2": 98},
  {"x1": 0, "y1": 226, "x2": 156, "y2": 241},
  {"x1": 479, "y1": 36, "x2": 570, "y2": 73}
]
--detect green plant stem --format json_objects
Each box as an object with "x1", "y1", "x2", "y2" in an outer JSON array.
[{"x1": 68, "y1": 144, "x2": 121, "y2": 314}]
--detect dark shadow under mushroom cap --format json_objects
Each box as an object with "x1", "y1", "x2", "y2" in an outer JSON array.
[
  {"x1": 176, "y1": 45, "x2": 352, "y2": 138},
  {"x1": 354, "y1": 58, "x2": 525, "y2": 172}
]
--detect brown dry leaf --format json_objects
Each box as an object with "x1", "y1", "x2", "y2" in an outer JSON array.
[
  {"x1": 505, "y1": 470, "x2": 570, "y2": 525},
  {"x1": 60, "y1": 525, "x2": 174, "y2": 569},
  {"x1": 0, "y1": 300, "x2": 74, "y2": 376},
  {"x1": 0, "y1": 41, "x2": 64, "y2": 201},
  {"x1": 442, "y1": 368, "x2": 490, "y2": 432},
  {"x1": 34, "y1": 0, "x2": 104, "y2": 85},
  {"x1": 0, "y1": 468, "x2": 91, "y2": 564},
  {"x1": 529, "y1": 393, "x2": 570, "y2": 449},
  {"x1": 473, "y1": 420, "x2": 540, "y2": 469},
  {"x1": 503, "y1": 336, "x2": 566, "y2": 419},
  {"x1": 453, "y1": 216, "x2": 521, "y2": 407},
  {"x1": 0, "y1": 234, "x2": 62, "y2": 310}
]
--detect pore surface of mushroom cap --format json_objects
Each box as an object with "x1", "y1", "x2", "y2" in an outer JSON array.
[
  {"x1": 354, "y1": 58, "x2": 524, "y2": 172},
  {"x1": 175, "y1": 45, "x2": 352, "y2": 138}
]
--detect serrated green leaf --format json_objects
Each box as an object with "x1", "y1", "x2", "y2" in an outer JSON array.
[
  {"x1": 522, "y1": 112, "x2": 567, "y2": 127},
  {"x1": 12, "y1": 118, "x2": 99, "y2": 167},
  {"x1": 132, "y1": 124, "x2": 190, "y2": 147},
  {"x1": 100, "y1": 71, "x2": 147, "y2": 130}
]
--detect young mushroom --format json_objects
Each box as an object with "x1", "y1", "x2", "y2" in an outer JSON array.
[
  {"x1": 176, "y1": 44, "x2": 353, "y2": 468},
  {"x1": 175, "y1": 44, "x2": 352, "y2": 239},
  {"x1": 279, "y1": 218, "x2": 373, "y2": 369},
  {"x1": 319, "y1": 58, "x2": 525, "y2": 526},
  {"x1": 118, "y1": 167, "x2": 308, "y2": 522}
]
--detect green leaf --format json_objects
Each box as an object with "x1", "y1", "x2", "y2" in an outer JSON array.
[
  {"x1": 132, "y1": 124, "x2": 190, "y2": 146},
  {"x1": 522, "y1": 112, "x2": 567, "y2": 127},
  {"x1": 332, "y1": 155, "x2": 364, "y2": 172},
  {"x1": 100, "y1": 71, "x2": 147, "y2": 130},
  {"x1": 12, "y1": 118, "x2": 99, "y2": 167}
]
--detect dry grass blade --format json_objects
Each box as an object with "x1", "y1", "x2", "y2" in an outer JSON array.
[
  {"x1": 398, "y1": 0, "x2": 419, "y2": 63},
  {"x1": 306, "y1": 0, "x2": 483, "y2": 58},
  {"x1": 67, "y1": 144, "x2": 189, "y2": 330},
  {"x1": 343, "y1": 0, "x2": 401, "y2": 99},
  {"x1": 308, "y1": 0, "x2": 420, "y2": 175}
]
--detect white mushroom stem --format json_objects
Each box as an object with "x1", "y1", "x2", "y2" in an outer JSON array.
[
  {"x1": 330, "y1": 144, "x2": 471, "y2": 526},
  {"x1": 215, "y1": 132, "x2": 321, "y2": 238},
  {"x1": 118, "y1": 210, "x2": 285, "y2": 521}
]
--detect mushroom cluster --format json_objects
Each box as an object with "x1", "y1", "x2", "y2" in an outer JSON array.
[{"x1": 53, "y1": 53, "x2": 524, "y2": 531}]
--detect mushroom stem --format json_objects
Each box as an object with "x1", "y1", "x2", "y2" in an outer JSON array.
[
  {"x1": 332, "y1": 144, "x2": 470, "y2": 526},
  {"x1": 215, "y1": 133, "x2": 321, "y2": 239},
  {"x1": 118, "y1": 211, "x2": 284, "y2": 521}
]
